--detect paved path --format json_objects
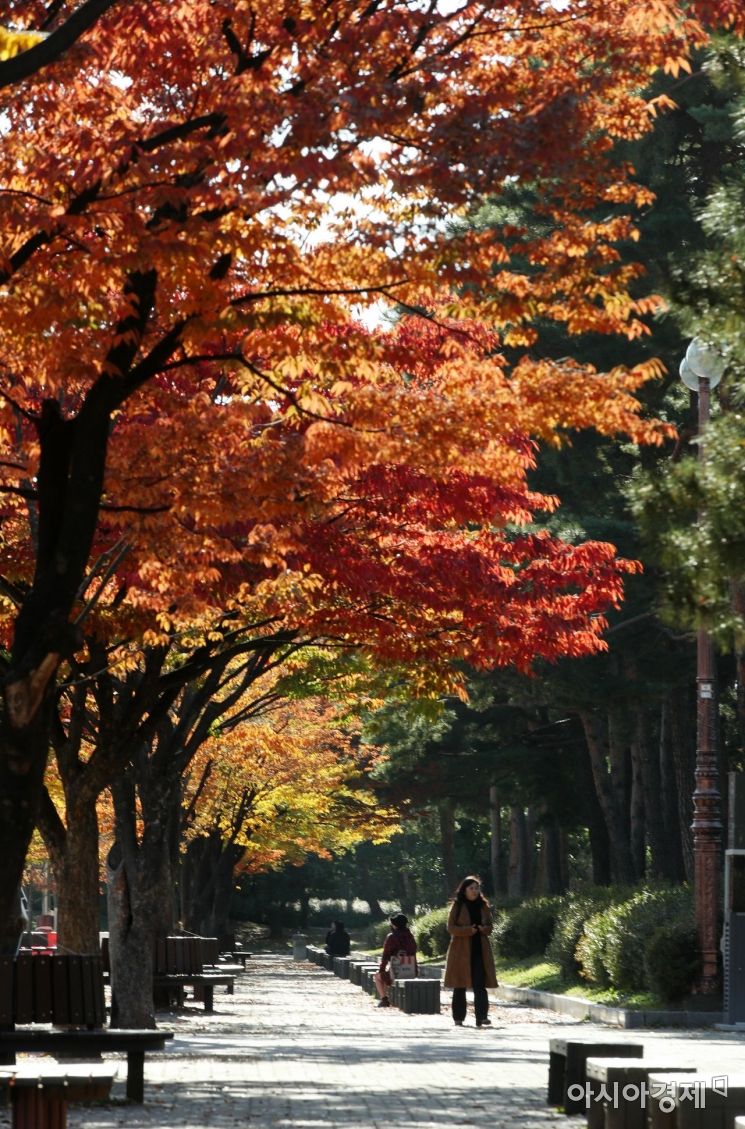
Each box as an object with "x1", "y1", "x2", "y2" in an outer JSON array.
[{"x1": 6, "y1": 953, "x2": 745, "y2": 1127}]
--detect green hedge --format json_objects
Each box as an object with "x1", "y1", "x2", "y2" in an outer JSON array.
[
  {"x1": 413, "y1": 906, "x2": 450, "y2": 958},
  {"x1": 546, "y1": 886, "x2": 634, "y2": 980},
  {"x1": 575, "y1": 886, "x2": 695, "y2": 994},
  {"x1": 492, "y1": 896, "x2": 563, "y2": 959},
  {"x1": 366, "y1": 918, "x2": 395, "y2": 947},
  {"x1": 644, "y1": 922, "x2": 700, "y2": 1003},
  {"x1": 416, "y1": 882, "x2": 698, "y2": 1000}
]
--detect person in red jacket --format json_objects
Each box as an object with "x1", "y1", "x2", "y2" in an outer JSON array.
[{"x1": 374, "y1": 912, "x2": 417, "y2": 1008}]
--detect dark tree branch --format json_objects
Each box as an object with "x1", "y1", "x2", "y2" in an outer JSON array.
[
  {"x1": 36, "y1": 785, "x2": 67, "y2": 874},
  {"x1": 0, "y1": 0, "x2": 119, "y2": 90}
]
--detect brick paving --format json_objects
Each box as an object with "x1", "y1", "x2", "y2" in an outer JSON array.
[{"x1": 4, "y1": 953, "x2": 745, "y2": 1127}]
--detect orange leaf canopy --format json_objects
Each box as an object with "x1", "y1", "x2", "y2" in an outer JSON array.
[
  {"x1": 0, "y1": 1, "x2": 725, "y2": 675},
  {"x1": 183, "y1": 694, "x2": 398, "y2": 872}
]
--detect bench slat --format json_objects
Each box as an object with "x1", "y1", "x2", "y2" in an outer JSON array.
[
  {"x1": 33, "y1": 955, "x2": 53, "y2": 1023},
  {"x1": 0, "y1": 957, "x2": 13, "y2": 1027},
  {"x1": 67, "y1": 957, "x2": 84, "y2": 1025},
  {"x1": 14, "y1": 957, "x2": 33, "y2": 1026},
  {"x1": 0, "y1": 1029, "x2": 173, "y2": 1105},
  {"x1": 51, "y1": 957, "x2": 69, "y2": 1025}
]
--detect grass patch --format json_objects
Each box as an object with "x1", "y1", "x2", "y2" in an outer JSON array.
[{"x1": 496, "y1": 957, "x2": 662, "y2": 1010}]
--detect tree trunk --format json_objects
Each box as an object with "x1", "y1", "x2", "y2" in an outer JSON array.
[
  {"x1": 541, "y1": 813, "x2": 566, "y2": 895},
  {"x1": 525, "y1": 805, "x2": 537, "y2": 894},
  {"x1": 357, "y1": 858, "x2": 385, "y2": 921},
  {"x1": 438, "y1": 800, "x2": 458, "y2": 899},
  {"x1": 183, "y1": 835, "x2": 244, "y2": 937},
  {"x1": 633, "y1": 703, "x2": 679, "y2": 881},
  {"x1": 183, "y1": 836, "x2": 243, "y2": 937},
  {"x1": 182, "y1": 834, "x2": 220, "y2": 932},
  {"x1": 576, "y1": 737, "x2": 612, "y2": 884},
  {"x1": 658, "y1": 699, "x2": 686, "y2": 881},
  {"x1": 580, "y1": 711, "x2": 636, "y2": 885},
  {"x1": 209, "y1": 848, "x2": 241, "y2": 940},
  {"x1": 0, "y1": 698, "x2": 53, "y2": 953},
  {"x1": 507, "y1": 806, "x2": 531, "y2": 897},
  {"x1": 55, "y1": 791, "x2": 101, "y2": 953},
  {"x1": 489, "y1": 784, "x2": 503, "y2": 896},
  {"x1": 399, "y1": 867, "x2": 417, "y2": 918},
  {"x1": 629, "y1": 714, "x2": 646, "y2": 880},
  {"x1": 559, "y1": 828, "x2": 570, "y2": 891},
  {"x1": 107, "y1": 764, "x2": 179, "y2": 1029},
  {"x1": 106, "y1": 841, "x2": 155, "y2": 1029}
]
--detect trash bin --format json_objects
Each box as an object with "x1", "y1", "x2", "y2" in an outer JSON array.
[{"x1": 292, "y1": 933, "x2": 307, "y2": 961}]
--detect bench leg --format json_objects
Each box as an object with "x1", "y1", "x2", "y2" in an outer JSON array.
[
  {"x1": 12, "y1": 1087, "x2": 67, "y2": 1129},
  {"x1": 126, "y1": 1050, "x2": 145, "y2": 1104},
  {"x1": 563, "y1": 1046, "x2": 589, "y2": 1114},
  {"x1": 586, "y1": 1093, "x2": 605, "y2": 1129},
  {"x1": 227, "y1": 981, "x2": 234, "y2": 996},
  {"x1": 548, "y1": 1050, "x2": 565, "y2": 1106},
  {"x1": 203, "y1": 985, "x2": 214, "y2": 1013}
]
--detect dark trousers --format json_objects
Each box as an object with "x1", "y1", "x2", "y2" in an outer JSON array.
[{"x1": 451, "y1": 945, "x2": 488, "y2": 1023}]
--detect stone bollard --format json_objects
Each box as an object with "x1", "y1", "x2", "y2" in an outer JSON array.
[{"x1": 292, "y1": 933, "x2": 308, "y2": 961}]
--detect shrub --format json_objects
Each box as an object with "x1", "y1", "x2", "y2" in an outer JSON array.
[
  {"x1": 546, "y1": 886, "x2": 634, "y2": 980},
  {"x1": 575, "y1": 886, "x2": 694, "y2": 993},
  {"x1": 414, "y1": 906, "x2": 450, "y2": 958},
  {"x1": 603, "y1": 887, "x2": 693, "y2": 992},
  {"x1": 644, "y1": 923, "x2": 700, "y2": 1003},
  {"x1": 575, "y1": 908, "x2": 615, "y2": 987},
  {"x1": 366, "y1": 918, "x2": 394, "y2": 947},
  {"x1": 492, "y1": 896, "x2": 563, "y2": 959}
]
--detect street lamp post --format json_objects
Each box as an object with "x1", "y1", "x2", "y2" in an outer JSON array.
[{"x1": 679, "y1": 337, "x2": 725, "y2": 994}]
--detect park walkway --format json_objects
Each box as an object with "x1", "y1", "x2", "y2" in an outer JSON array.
[{"x1": 7, "y1": 953, "x2": 745, "y2": 1127}]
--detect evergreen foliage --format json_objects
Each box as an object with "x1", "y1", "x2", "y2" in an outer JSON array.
[
  {"x1": 492, "y1": 896, "x2": 564, "y2": 959},
  {"x1": 644, "y1": 923, "x2": 701, "y2": 1002},
  {"x1": 545, "y1": 886, "x2": 635, "y2": 978},
  {"x1": 413, "y1": 907, "x2": 451, "y2": 959},
  {"x1": 576, "y1": 886, "x2": 695, "y2": 992},
  {"x1": 629, "y1": 37, "x2": 745, "y2": 652}
]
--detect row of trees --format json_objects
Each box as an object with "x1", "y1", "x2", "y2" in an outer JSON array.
[
  {"x1": 298, "y1": 33, "x2": 745, "y2": 921},
  {"x1": 0, "y1": 1, "x2": 743, "y2": 1021}
]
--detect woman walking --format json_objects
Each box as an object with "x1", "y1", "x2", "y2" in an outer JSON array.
[{"x1": 444, "y1": 875, "x2": 498, "y2": 1027}]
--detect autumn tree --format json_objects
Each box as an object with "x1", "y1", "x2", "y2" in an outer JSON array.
[
  {"x1": 37, "y1": 630, "x2": 302, "y2": 931},
  {"x1": 1, "y1": 0, "x2": 743, "y2": 955},
  {"x1": 181, "y1": 694, "x2": 397, "y2": 937}
]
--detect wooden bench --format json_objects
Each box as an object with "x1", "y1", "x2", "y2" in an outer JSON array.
[
  {"x1": 548, "y1": 1039, "x2": 644, "y2": 1115},
  {"x1": 0, "y1": 952, "x2": 105, "y2": 1028},
  {"x1": 103, "y1": 933, "x2": 224, "y2": 978},
  {"x1": 0, "y1": 951, "x2": 170, "y2": 1103},
  {"x1": 647, "y1": 1071, "x2": 745, "y2": 1129},
  {"x1": 209, "y1": 962, "x2": 243, "y2": 978},
  {"x1": 153, "y1": 972, "x2": 234, "y2": 1013},
  {"x1": 221, "y1": 950, "x2": 251, "y2": 969},
  {"x1": 0, "y1": 1029, "x2": 174, "y2": 1103},
  {"x1": 0, "y1": 1064, "x2": 115, "y2": 1128},
  {"x1": 584, "y1": 1057, "x2": 697, "y2": 1129},
  {"x1": 103, "y1": 934, "x2": 232, "y2": 1012}
]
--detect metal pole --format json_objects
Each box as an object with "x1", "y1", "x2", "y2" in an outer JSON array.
[{"x1": 692, "y1": 373, "x2": 723, "y2": 993}]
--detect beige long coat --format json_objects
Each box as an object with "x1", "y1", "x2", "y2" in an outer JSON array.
[{"x1": 443, "y1": 899, "x2": 498, "y2": 989}]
